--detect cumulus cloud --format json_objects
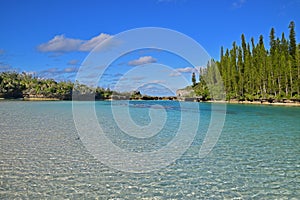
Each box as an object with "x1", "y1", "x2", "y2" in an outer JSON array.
[
  {"x1": 79, "y1": 33, "x2": 111, "y2": 51},
  {"x1": 38, "y1": 35, "x2": 83, "y2": 52},
  {"x1": 37, "y1": 33, "x2": 111, "y2": 53},
  {"x1": 176, "y1": 67, "x2": 197, "y2": 73},
  {"x1": 128, "y1": 56, "x2": 157, "y2": 66},
  {"x1": 169, "y1": 67, "x2": 198, "y2": 77}
]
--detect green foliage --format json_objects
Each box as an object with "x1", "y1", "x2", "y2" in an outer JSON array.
[
  {"x1": 0, "y1": 72, "x2": 115, "y2": 100},
  {"x1": 192, "y1": 21, "x2": 300, "y2": 102},
  {"x1": 131, "y1": 90, "x2": 142, "y2": 99},
  {"x1": 289, "y1": 21, "x2": 297, "y2": 61},
  {"x1": 193, "y1": 61, "x2": 225, "y2": 100},
  {"x1": 0, "y1": 72, "x2": 24, "y2": 98}
]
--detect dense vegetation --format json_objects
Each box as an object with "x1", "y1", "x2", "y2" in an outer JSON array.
[
  {"x1": 0, "y1": 71, "x2": 176, "y2": 100},
  {"x1": 0, "y1": 72, "x2": 113, "y2": 100},
  {"x1": 0, "y1": 72, "x2": 171, "y2": 100},
  {"x1": 194, "y1": 21, "x2": 300, "y2": 102}
]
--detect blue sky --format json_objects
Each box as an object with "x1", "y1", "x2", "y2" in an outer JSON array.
[{"x1": 0, "y1": 0, "x2": 299, "y2": 95}]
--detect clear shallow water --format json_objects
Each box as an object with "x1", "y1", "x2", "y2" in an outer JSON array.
[{"x1": 0, "y1": 101, "x2": 299, "y2": 199}]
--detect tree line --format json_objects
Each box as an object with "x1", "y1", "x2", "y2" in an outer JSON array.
[
  {"x1": 0, "y1": 71, "x2": 167, "y2": 100},
  {"x1": 0, "y1": 71, "x2": 175, "y2": 100},
  {"x1": 0, "y1": 71, "x2": 113, "y2": 100},
  {"x1": 194, "y1": 21, "x2": 300, "y2": 102}
]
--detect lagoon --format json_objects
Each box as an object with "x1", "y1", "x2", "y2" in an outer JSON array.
[{"x1": 0, "y1": 101, "x2": 299, "y2": 199}]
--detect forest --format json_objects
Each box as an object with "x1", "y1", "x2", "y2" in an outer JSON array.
[{"x1": 193, "y1": 21, "x2": 300, "y2": 102}]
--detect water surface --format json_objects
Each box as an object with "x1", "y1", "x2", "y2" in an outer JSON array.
[{"x1": 0, "y1": 101, "x2": 299, "y2": 199}]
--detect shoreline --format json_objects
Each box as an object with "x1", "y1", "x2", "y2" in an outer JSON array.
[
  {"x1": 206, "y1": 100, "x2": 300, "y2": 107},
  {"x1": 23, "y1": 97, "x2": 61, "y2": 101},
  {"x1": 1, "y1": 97, "x2": 300, "y2": 107}
]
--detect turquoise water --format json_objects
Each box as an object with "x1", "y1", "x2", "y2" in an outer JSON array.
[{"x1": 0, "y1": 101, "x2": 299, "y2": 199}]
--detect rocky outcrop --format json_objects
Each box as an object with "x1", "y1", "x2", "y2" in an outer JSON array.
[
  {"x1": 176, "y1": 87, "x2": 204, "y2": 102},
  {"x1": 176, "y1": 88, "x2": 195, "y2": 97}
]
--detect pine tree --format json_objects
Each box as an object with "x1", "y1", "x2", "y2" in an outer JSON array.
[
  {"x1": 258, "y1": 35, "x2": 268, "y2": 98},
  {"x1": 269, "y1": 27, "x2": 277, "y2": 96},
  {"x1": 289, "y1": 21, "x2": 297, "y2": 61},
  {"x1": 192, "y1": 72, "x2": 196, "y2": 86},
  {"x1": 191, "y1": 20, "x2": 299, "y2": 102},
  {"x1": 296, "y1": 44, "x2": 300, "y2": 96},
  {"x1": 223, "y1": 49, "x2": 230, "y2": 98},
  {"x1": 288, "y1": 21, "x2": 297, "y2": 96},
  {"x1": 280, "y1": 33, "x2": 290, "y2": 97},
  {"x1": 237, "y1": 46, "x2": 244, "y2": 98},
  {"x1": 230, "y1": 42, "x2": 238, "y2": 98},
  {"x1": 250, "y1": 37, "x2": 259, "y2": 97},
  {"x1": 269, "y1": 27, "x2": 276, "y2": 55}
]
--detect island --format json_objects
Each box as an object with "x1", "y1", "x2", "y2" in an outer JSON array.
[{"x1": 1, "y1": 21, "x2": 299, "y2": 106}]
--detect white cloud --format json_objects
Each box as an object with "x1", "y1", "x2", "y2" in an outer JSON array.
[
  {"x1": 176, "y1": 67, "x2": 197, "y2": 73},
  {"x1": 128, "y1": 56, "x2": 157, "y2": 66},
  {"x1": 38, "y1": 35, "x2": 83, "y2": 52},
  {"x1": 169, "y1": 71, "x2": 181, "y2": 77},
  {"x1": 38, "y1": 33, "x2": 111, "y2": 53},
  {"x1": 169, "y1": 67, "x2": 198, "y2": 76},
  {"x1": 79, "y1": 33, "x2": 111, "y2": 51}
]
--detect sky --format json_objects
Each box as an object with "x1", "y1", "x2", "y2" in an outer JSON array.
[{"x1": 0, "y1": 0, "x2": 299, "y2": 96}]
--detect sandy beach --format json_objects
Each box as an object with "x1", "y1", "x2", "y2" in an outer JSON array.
[{"x1": 207, "y1": 100, "x2": 300, "y2": 107}]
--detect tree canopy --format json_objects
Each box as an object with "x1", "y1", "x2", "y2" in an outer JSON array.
[
  {"x1": 193, "y1": 21, "x2": 300, "y2": 102},
  {"x1": 0, "y1": 72, "x2": 113, "y2": 100}
]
